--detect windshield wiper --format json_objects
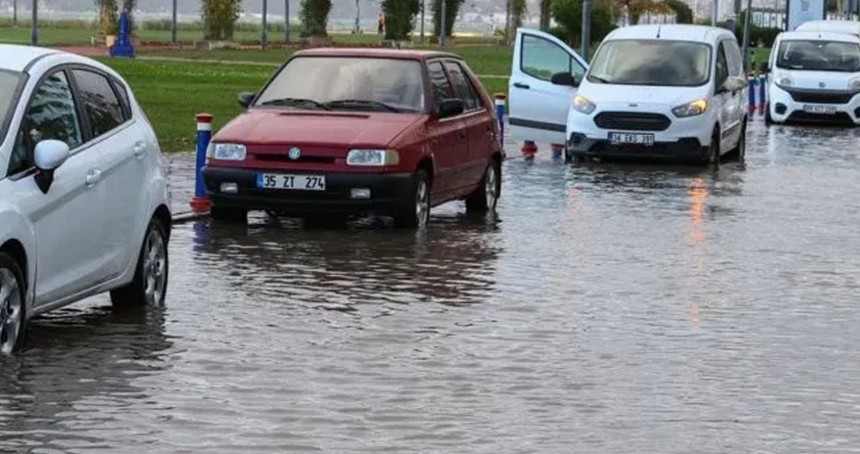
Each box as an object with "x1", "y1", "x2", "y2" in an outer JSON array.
[
  {"x1": 259, "y1": 98, "x2": 329, "y2": 109},
  {"x1": 325, "y1": 99, "x2": 401, "y2": 113}
]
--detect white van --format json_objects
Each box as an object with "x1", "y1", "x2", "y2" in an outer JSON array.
[
  {"x1": 508, "y1": 25, "x2": 748, "y2": 167},
  {"x1": 766, "y1": 31, "x2": 860, "y2": 125},
  {"x1": 795, "y1": 20, "x2": 860, "y2": 37}
]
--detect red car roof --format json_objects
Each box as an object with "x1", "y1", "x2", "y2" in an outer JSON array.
[{"x1": 291, "y1": 47, "x2": 462, "y2": 61}]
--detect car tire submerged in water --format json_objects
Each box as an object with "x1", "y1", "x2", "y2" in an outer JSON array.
[
  {"x1": 210, "y1": 205, "x2": 248, "y2": 224},
  {"x1": 0, "y1": 252, "x2": 26, "y2": 354},
  {"x1": 110, "y1": 218, "x2": 169, "y2": 307},
  {"x1": 466, "y1": 158, "x2": 501, "y2": 213},
  {"x1": 734, "y1": 124, "x2": 747, "y2": 163},
  {"x1": 394, "y1": 169, "x2": 430, "y2": 229},
  {"x1": 707, "y1": 129, "x2": 721, "y2": 170}
]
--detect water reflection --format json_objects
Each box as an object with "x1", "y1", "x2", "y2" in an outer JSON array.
[
  {"x1": 0, "y1": 305, "x2": 171, "y2": 451},
  {"x1": 189, "y1": 214, "x2": 502, "y2": 312}
]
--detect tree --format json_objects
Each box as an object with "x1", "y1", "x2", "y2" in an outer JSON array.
[
  {"x1": 539, "y1": 0, "x2": 551, "y2": 31},
  {"x1": 300, "y1": 0, "x2": 332, "y2": 37},
  {"x1": 431, "y1": 0, "x2": 464, "y2": 38},
  {"x1": 201, "y1": 0, "x2": 242, "y2": 41},
  {"x1": 382, "y1": 0, "x2": 420, "y2": 40},
  {"x1": 95, "y1": 0, "x2": 118, "y2": 36},
  {"x1": 665, "y1": 0, "x2": 692, "y2": 23},
  {"x1": 551, "y1": 0, "x2": 615, "y2": 47},
  {"x1": 511, "y1": 0, "x2": 527, "y2": 30}
]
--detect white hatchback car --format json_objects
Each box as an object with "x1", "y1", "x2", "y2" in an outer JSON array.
[
  {"x1": 766, "y1": 31, "x2": 860, "y2": 125},
  {"x1": 508, "y1": 25, "x2": 748, "y2": 167},
  {"x1": 0, "y1": 45, "x2": 171, "y2": 353}
]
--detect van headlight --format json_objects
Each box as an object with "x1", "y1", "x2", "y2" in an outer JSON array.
[
  {"x1": 346, "y1": 149, "x2": 399, "y2": 166},
  {"x1": 775, "y1": 73, "x2": 793, "y2": 88},
  {"x1": 207, "y1": 143, "x2": 246, "y2": 161},
  {"x1": 672, "y1": 99, "x2": 708, "y2": 118},
  {"x1": 850, "y1": 77, "x2": 860, "y2": 90},
  {"x1": 572, "y1": 95, "x2": 596, "y2": 114}
]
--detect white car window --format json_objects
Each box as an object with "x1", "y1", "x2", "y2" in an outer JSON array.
[
  {"x1": 0, "y1": 69, "x2": 23, "y2": 143},
  {"x1": 521, "y1": 34, "x2": 586, "y2": 81},
  {"x1": 9, "y1": 71, "x2": 83, "y2": 176}
]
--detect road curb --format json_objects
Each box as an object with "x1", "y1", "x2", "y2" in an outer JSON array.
[{"x1": 173, "y1": 211, "x2": 208, "y2": 224}]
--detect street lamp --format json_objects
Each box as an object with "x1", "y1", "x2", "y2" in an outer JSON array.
[
  {"x1": 12, "y1": 0, "x2": 16, "y2": 27},
  {"x1": 262, "y1": 0, "x2": 268, "y2": 49},
  {"x1": 582, "y1": 0, "x2": 591, "y2": 59},
  {"x1": 171, "y1": 0, "x2": 177, "y2": 43},
  {"x1": 440, "y1": 0, "x2": 446, "y2": 47},
  {"x1": 31, "y1": 0, "x2": 37, "y2": 46},
  {"x1": 355, "y1": 0, "x2": 360, "y2": 34},
  {"x1": 285, "y1": 0, "x2": 291, "y2": 43}
]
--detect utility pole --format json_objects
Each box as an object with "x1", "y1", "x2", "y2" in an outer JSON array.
[
  {"x1": 712, "y1": 0, "x2": 718, "y2": 25},
  {"x1": 741, "y1": 0, "x2": 753, "y2": 72},
  {"x1": 440, "y1": 0, "x2": 446, "y2": 48},
  {"x1": 505, "y1": 0, "x2": 511, "y2": 44},
  {"x1": 285, "y1": 0, "x2": 291, "y2": 43},
  {"x1": 582, "y1": 0, "x2": 591, "y2": 60},
  {"x1": 171, "y1": 0, "x2": 177, "y2": 43},
  {"x1": 30, "y1": 0, "x2": 37, "y2": 46},
  {"x1": 355, "y1": 0, "x2": 360, "y2": 34},
  {"x1": 12, "y1": 0, "x2": 16, "y2": 27},
  {"x1": 420, "y1": 0, "x2": 426, "y2": 43},
  {"x1": 262, "y1": 0, "x2": 268, "y2": 49}
]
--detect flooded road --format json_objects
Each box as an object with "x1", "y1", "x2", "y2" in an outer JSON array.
[{"x1": 3, "y1": 119, "x2": 860, "y2": 453}]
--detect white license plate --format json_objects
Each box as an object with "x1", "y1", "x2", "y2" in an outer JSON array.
[
  {"x1": 609, "y1": 132, "x2": 655, "y2": 146},
  {"x1": 257, "y1": 173, "x2": 326, "y2": 191},
  {"x1": 803, "y1": 104, "x2": 837, "y2": 115}
]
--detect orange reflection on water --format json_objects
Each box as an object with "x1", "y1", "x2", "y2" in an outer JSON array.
[{"x1": 686, "y1": 177, "x2": 708, "y2": 246}]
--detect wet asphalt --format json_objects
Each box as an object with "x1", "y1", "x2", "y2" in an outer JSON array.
[{"x1": 2, "y1": 116, "x2": 860, "y2": 453}]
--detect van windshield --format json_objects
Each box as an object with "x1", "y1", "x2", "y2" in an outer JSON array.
[
  {"x1": 776, "y1": 40, "x2": 860, "y2": 72},
  {"x1": 587, "y1": 39, "x2": 712, "y2": 86}
]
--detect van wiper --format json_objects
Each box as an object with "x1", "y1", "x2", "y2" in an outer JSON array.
[
  {"x1": 259, "y1": 98, "x2": 329, "y2": 109},
  {"x1": 325, "y1": 99, "x2": 401, "y2": 113}
]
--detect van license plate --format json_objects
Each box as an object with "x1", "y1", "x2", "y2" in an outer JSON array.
[
  {"x1": 609, "y1": 132, "x2": 655, "y2": 146},
  {"x1": 803, "y1": 104, "x2": 837, "y2": 115},
  {"x1": 257, "y1": 173, "x2": 326, "y2": 191}
]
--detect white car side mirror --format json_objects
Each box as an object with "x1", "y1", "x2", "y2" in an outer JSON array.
[{"x1": 34, "y1": 139, "x2": 70, "y2": 171}]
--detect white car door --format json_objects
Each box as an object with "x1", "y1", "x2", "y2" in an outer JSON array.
[
  {"x1": 6, "y1": 69, "x2": 108, "y2": 306},
  {"x1": 508, "y1": 28, "x2": 589, "y2": 145},
  {"x1": 69, "y1": 68, "x2": 148, "y2": 276}
]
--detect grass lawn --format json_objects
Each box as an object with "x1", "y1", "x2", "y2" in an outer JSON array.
[{"x1": 1, "y1": 22, "x2": 771, "y2": 152}]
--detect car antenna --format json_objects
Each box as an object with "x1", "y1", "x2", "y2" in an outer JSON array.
[{"x1": 656, "y1": 25, "x2": 661, "y2": 39}]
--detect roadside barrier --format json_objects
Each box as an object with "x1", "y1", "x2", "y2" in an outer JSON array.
[
  {"x1": 494, "y1": 93, "x2": 505, "y2": 150},
  {"x1": 747, "y1": 74, "x2": 768, "y2": 114},
  {"x1": 190, "y1": 113, "x2": 213, "y2": 213}
]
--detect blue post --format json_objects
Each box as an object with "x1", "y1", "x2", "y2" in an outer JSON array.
[
  {"x1": 190, "y1": 113, "x2": 213, "y2": 213},
  {"x1": 494, "y1": 93, "x2": 506, "y2": 150},
  {"x1": 747, "y1": 75, "x2": 756, "y2": 112},
  {"x1": 109, "y1": 11, "x2": 135, "y2": 58}
]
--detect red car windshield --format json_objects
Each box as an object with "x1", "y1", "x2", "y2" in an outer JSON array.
[
  {"x1": 0, "y1": 70, "x2": 22, "y2": 141},
  {"x1": 255, "y1": 57, "x2": 425, "y2": 113}
]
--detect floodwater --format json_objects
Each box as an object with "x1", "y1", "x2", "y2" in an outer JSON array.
[{"x1": 3, "y1": 118, "x2": 860, "y2": 453}]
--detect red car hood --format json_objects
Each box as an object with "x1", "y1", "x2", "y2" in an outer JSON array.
[{"x1": 213, "y1": 108, "x2": 425, "y2": 148}]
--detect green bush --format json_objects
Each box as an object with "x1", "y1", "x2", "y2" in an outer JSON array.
[
  {"x1": 550, "y1": 0, "x2": 616, "y2": 48},
  {"x1": 431, "y1": 0, "x2": 464, "y2": 37},
  {"x1": 201, "y1": 0, "x2": 242, "y2": 41},
  {"x1": 382, "y1": 0, "x2": 421, "y2": 40},
  {"x1": 300, "y1": 0, "x2": 332, "y2": 37}
]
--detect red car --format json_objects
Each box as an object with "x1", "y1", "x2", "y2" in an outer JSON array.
[{"x1": 202, "y1": 48, "x2": 503, "y2": 228}]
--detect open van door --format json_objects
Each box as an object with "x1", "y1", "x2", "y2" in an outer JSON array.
[{"x1": 508, "y1": 28, "x2": 589, "y2": 145}]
